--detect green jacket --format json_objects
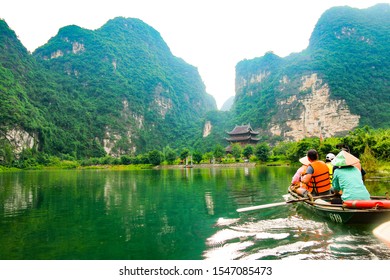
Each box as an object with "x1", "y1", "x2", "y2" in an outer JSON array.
[{"x1": 332, "y1": 166, "x2": 370, "y2": 201}]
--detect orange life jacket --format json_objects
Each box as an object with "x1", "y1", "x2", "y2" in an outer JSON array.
[{"x1": 307, "y1": 161, "x2": 331, "y2": 194}]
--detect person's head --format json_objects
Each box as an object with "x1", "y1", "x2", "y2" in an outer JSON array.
[
  {"x1": 326, "y1": 153, "x2": 335, "y2": 162},
  {"x1": 336, "y1": 143, "x2": 350, "y2": 153},
  {"x1": 307, "y1": 149, "x2": 319, "y2": 161}
]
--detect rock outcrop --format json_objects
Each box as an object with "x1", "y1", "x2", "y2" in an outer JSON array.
[
  {"x1": 203, "y1": 121, "x2": 212, "y2": 137},
  {"x1": 269, "y1": 74, "x2": 360, "y2": 141},
  {"x1": 5, "y1": 128, "x2": 37, "y2": 154}
]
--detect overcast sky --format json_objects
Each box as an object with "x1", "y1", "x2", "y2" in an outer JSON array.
[{"x1": 1, "y1": 0, "x2": 386, "y2": 108}]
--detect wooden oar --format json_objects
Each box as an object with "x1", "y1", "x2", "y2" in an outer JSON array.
[
  {"x1": 371, "y1": 195, "x2": 390, "y2": 200},
  {"x1": 236, "y1": 193, "x2": 335, "y2": 213},
  {"x1": 237, "y1": 197, "x2": 309, "y2": 212}
]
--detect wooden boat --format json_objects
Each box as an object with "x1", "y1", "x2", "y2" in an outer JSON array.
[
  {"x1": 184, "y1": 156, "x2": 193, "y2": 168},
  {"x1": 288, "y1": 185, "x2": 390, "y2": 224}
]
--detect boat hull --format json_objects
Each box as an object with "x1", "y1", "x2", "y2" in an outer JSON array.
[
  {"x1": 309, "y1": 204, "x2": 390, "y2": 224},
  {"x1": 288, "y1": 188, "x2": 390, "y2": 224}
]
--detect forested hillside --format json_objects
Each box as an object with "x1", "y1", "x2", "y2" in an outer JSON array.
[
  {"x1": 234, "y1": 4, "x2": 390, "y2": 141},
  {"x1": 0, "y1": 20, "x2": 68, "y2": 159},
  {"x1": 0, "y1": 17, "x2": 216, "y2": 162},
  {"x1": 1, "y1": 4, "x2": 389, "y2": 166}
]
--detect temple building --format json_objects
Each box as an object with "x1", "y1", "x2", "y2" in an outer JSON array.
[{"x1": 225, "y1": 124, "x2": 260, "y2": 153}]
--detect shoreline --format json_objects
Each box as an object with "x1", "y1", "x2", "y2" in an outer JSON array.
[
  {"x1": 155, "y1": 162, "x2": 258, "y2": 169},
  {"x1": 1, "y1": 162, "x2": 389, "y2": 175}
]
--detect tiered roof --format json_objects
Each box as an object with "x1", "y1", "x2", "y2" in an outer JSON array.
[
  {"x1": 225, "y1": 124, "x2": 260, "y2": 152},
  {"x1": 225, "y1": 124, "x2": 260, "y2": 142},
  {"x1": 226, "y1": 124, "x2": 259, "y2": 136}
]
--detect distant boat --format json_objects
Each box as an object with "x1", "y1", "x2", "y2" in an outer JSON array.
[{"x1": 184, "y1": 156, "x2": 193, "y2": 168}]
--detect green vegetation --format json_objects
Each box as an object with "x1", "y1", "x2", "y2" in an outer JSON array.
[
  {"x1": 1, "y1": 17, "x2": 216, "y2": 161},
  {"x1": 2, "y1": 127, "x2": 389, "y2": 174},
  {"x1": 1, "y1": 6, "x2": 390, "y2": 173},
  {"x1": 234, "y1": 4, "x2": 390, "y2": 130}
]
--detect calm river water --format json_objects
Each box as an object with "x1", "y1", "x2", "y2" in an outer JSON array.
[{"x1": 0, "y1": 166, "x2": 389, "y2": 260}]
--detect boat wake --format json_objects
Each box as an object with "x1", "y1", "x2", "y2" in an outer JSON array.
[{"x1": 203, "y1": 215, "x2": 390, "y2": 260}]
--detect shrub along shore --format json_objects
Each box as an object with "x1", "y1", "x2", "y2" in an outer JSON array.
[{"x1": 1, "y1": 127, "x2": 390, "y2": 175}]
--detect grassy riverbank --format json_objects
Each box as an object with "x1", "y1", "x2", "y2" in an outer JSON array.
[
  {"x1": 0, "y1": 162, "x2": 153, "y2": 172},
  {"x1": 1, "y1": 159, "x2": 390, "y2": 174}
]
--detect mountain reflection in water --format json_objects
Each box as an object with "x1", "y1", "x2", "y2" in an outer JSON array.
[{"x1": 0, "y1": 167, "x2": 389, "y2": 260}]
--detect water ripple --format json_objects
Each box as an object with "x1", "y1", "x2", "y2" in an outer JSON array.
[{"x1": 204, "y1": 215, "x2": 390, "y2": 260}]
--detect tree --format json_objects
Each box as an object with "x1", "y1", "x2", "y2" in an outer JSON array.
[
  {"x1": 361, "y1": 144, "x2": 378, "y2": 172},
  {"x1": 342, "y1": 126, "x2": 374, "y2": 157},
  {"x1": 242, "y1": 145, "x2": 254, "y2": 159},
  {"x1": 0, "y1": 140, "x2": 14, "y2": 167},
  {"x1": 164, "y1": 146, "x2": 177, "y2": 164},
  {"x1": 231, "y1": 144, "x2": 242, "y2": 162},
  {"x1": 213, "y1": 144, "x2": 225, "y2": 163},
  {"x1": 180, "y1": 148, "x2": 190, "y2": 162},
  {"x1": 203, "y1": 151, "x2": 214, "y2": 163},
  {"x1": 255, "y1": 142, "x2": 270, "y2": 162},
  {"x1": 148, "y1": 150, "x2": 162, "y2": 166},
  {"x1": 192, "y1": 150, "x2": 203, "y2": 164},
  {"x1": 120, "y1": 155, "x2": 132, "y2": 165},
  {"x1": 286, "y1": 138, "x2": 320, "y2": 162}
]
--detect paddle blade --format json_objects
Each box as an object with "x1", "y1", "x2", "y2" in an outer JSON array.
[{"x1": 237, "y1": 201, "x2": 287, "y2": 212}]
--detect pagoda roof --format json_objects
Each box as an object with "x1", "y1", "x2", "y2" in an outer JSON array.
[
  {"x1": 225, "y1": 135, "x2": 260, "y2": 142},
  {"x1": 226, "y1": 124, "x2": 259, "y2": 135}
]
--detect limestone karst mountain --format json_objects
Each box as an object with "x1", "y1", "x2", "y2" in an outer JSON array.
[
  {"x1": 1, "y1": 4, "x2": 389, "y2": 160},
  {"x1": 232, "y1": 4, "x2": 390, "y2": 141},
  {"x1": 1, "y1": 17, "x2": 216, "y2": 157}
]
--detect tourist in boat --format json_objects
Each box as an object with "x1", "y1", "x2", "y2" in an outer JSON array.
[
  {"x1": 331, "y1": 150, "x2": 370, "y2": 204},
  {"x1": 300, "y1": 149, "x2": 332, "y2": 196},
  {"x1": 291, "y1": 156, "x2": 311, "y2": 198},
  {"x1": 339, "y1": 146, "x2": 366, "y2": 180},
  {"x1": 325, "y1": 153, "x2": 335, "y2": 183},
  {"x1": 291, "y1": 156, "x2": 309, "y2": 186}
]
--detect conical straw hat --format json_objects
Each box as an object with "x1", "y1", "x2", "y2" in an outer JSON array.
[
  {"x1": 331, "y1": 150, "x2": 360, "y2": 167},
  {"x1": 299, "y1": 156, "x2": 310, "y2": 166}
]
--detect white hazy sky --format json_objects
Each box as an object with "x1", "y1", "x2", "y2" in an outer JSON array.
[{"x1": 1, "y1": 0, "x2": 386, "y2": 108}]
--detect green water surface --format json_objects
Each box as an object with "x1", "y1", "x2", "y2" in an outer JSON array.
[{"x1": 0, "y1": 166, "x2": 389, "y2": 260}]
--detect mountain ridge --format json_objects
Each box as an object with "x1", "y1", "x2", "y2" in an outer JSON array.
[
  {"x1": 1, "y1": 17, "x2": 217, "y2": 159},
  {"x1": 1, "y1": 4, "x2": 389, "y2": 161},
  {"x1": 232, "y1": 4, "x2": 390, "y2": 141}
]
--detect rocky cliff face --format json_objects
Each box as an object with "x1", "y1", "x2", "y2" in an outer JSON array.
[
  {"x1": 5, "y1": 128, "x2": 37, "y2": 154},
  {"x1": 234, "y1": 4, "x2": 389, "y2": 140},
  {"x1": 203, "y1": 121, "x2": 212, "y2": 137},
  {"x1": 269, "y1": 73, "x2": 360, "y2": 141},
  {"x1": 235, "y1": 69, "x2": 360, "y2": 141},
  {"x1": 31, "y1": 17, "x2": 217, "y2": 155}
]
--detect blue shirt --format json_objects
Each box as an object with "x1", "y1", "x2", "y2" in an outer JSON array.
[{"x1": 332, "y1": 166, "x2": 370, "y2": 201}]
